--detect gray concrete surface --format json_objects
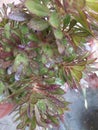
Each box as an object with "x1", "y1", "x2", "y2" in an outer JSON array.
[{"x1": 51, "y1": 88, "x2": 98, "y2": 130}]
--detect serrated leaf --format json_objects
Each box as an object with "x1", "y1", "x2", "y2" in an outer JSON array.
[
  {"x1": 25, "y1": 0, "x2": 49, "y2": 17},
  {"x1": 49, "y1": 12, "x2": 60, "y2": 28},
  {"x1": 28, "y1": 18, "x2": 49, "y2": 31}
]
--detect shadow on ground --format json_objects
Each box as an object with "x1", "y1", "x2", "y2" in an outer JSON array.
[{"x1": 50, "y1": 88, "x2": 98, "y2": 130}]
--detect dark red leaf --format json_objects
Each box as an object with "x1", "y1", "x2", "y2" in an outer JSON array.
[{"x1": 0, "y1": 51, "x2": 13, "y2": 59}]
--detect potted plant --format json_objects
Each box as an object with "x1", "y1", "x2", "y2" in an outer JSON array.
[{"x1": 0, "y1": 0, "x2": 98, "y2": 130}]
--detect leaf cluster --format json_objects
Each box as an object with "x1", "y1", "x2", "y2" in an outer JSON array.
[{"x1": 0, "y1": 0, "x2": 98, "y2": 129}]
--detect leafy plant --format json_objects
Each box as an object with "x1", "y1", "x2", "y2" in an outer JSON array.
[{"x1": 0, "y1": 0, "x2": 98, "y2": 130}]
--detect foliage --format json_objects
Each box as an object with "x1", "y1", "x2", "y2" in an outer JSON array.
[{"x1": 0, "y1": 0, "x2": 98, "y2": 129}]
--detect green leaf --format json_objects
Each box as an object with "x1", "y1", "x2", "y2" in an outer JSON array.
[
  {"x1": 28, "y1": 18, "x2": 49, "y2": 31},
  {"x1": 73, "y1": 65, "x2": 85, "y2": 71},
  {"x1": 0, "y1": 69, "x2": 5, "y2": 75},
  {"x1": 20, "y1": 25, "x2": 29, "y2": 34},
  {"x1": 13, "y1": 53, "x2": 29, "y2": 72},
  {"x1": 70, "y1": 69, "x2": 82, "y2": 82},
  {"x1": 34, "y1": 105, "x2": 47, "y2": 127},
  {"x1": 55, "y1": 78, "x2": 65, "y2": 85},
  {"x1": 39, "y1": 67, "x2": 48, "y2": 75},
  {"x1": 17, "y1": 122, "x2": 25, "y2": 129},
  {"x1": 68, "y1": 19, "x2": 77, "y2": 31},
  {"x1": 71, "y1": 34, "x2": 82, "y2": 46},
  {"x1": 50, "y1": 88, "x2": 65, "y2": 95},
  {"x1": 25, "y1": 0, "x2": 49, "y2": 17},
  {"x1": 30, "y1": 116, "x2": 36, "y2": 130},
  {"x1": 54, "y1": 29, "x2": 63, "y2": 39},
  {"x1": 30, "y1": 92, "x2": 44, "y2": 104},
  {"x1": 4, "y1": 23, "x2": 11, "y2": 39},
  {"x1": 0, "y1": 81, "x2": 5, "y2": 94},
  {"x1": 74, "y1": 11, "x2": 90, "y2": 31},
  {"x1": 63, "y1": 14, "x2": 71, "y2": 28},
  {"x1": 41, "y1": 0, "x2": 50, "y2": 5},
  {"x1": 41, "y1": 55, "x2": 47, "y2": 64},
  {"x1": 75, "y1": 30, "x2": 90, "y2": 37},
  {"x1": 37, "y1": 100, "x2": 46, "y2": 113},
  {"x1": 42, "y1": 44, "x2": 53, "y2": 57},
  {"x1": 48, "y1": 115, "x2": 59, "y2": 125},
  {"x1": 48, "y1": 71, "x2": 54, "y2": 77},
  {"x1": 27, "y1": 33, "x2": 39, "y2": 42},
  {"x1": 58, "y1": 68, "x2": 66, "y2": 82},
  {"x1": 45, "y1": 78, "x2": 55, "y2": 84},
  {"x1": 49, "y1": 12, "x2": 60, "y2": 28},
  {"x1": 62, "y1": 39, "x2": 67, "y2": 45}
]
